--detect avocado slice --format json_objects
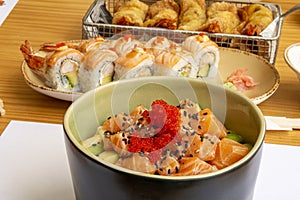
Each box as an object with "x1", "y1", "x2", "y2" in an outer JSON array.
[
  {"x1": 100, "y1": 75, "x2": 113, "y2": 85},
  {"x1": 198, "y1": 64, "x2": 210, "y2": 77},
  {"x1": 82, "y1": 134, "x2": 104, "y2": 156},
  {"x1": 65, "y1": 71, "x2": 78, "y2": 87},
  {"x1": 223, "y1": 82, "x2": 237, "y2": 91},
  {"x1": 98, "y1": 151, "x2": 119, "y2": 164}
]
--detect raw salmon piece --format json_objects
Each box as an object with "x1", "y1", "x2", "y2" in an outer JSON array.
[
  {"x1": 179, "y1": 99, "x2": 201, "y2": 131},
  {"x1": 115, "y1": 153, "x2": 157, "y2": 174},
  {"x1": 102, "y1": 112, "x2": 133, "y2": 133},
  {"x1": 109, "y1": 131, "x2": 131, "y2": 157},
  {"x1": 197, "y1": 108, "x2": 227, "y2": 138},
  {"x1": 156, "y1": 153, "x2": 180, "y2": 176},
  {"x1": 183, "y1": 134, "x2": 202, "y2": 157},
  {"x1": 176, "y1": 157, "x2": 217, "y2": 176},
  {"x1": 210, "y1": 138, "x2": 250, "y2": 169},
  {"x1": 185, "y1": 134, "x2": 220, "y2": 161},
  {"x1": 129, "y1": 104, "x2": 148, "y2": 124}
]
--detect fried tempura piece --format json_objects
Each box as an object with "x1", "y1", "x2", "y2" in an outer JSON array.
[
  {"x1": 143, "y1": 0, "x2": 179, "y2": 30},
  {"x1": 112, "y1": 0, "x2": 149, "y2": 26},
  {"x1": 237, "y1": 4, "x2": 273, "y2": 36},
  {"x1": 178, "y1": 0, "x2": 206, "y2": 31},
  {"x1": 200, "y1": 1, "x2": 240, "y2": 34}
]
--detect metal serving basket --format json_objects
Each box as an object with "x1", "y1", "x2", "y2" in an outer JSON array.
[{"x1": 82, "y1": 0, "x2": 282, "y2": 64}]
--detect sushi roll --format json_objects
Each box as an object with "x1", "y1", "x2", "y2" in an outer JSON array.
[
  {"x1": 44, "y1": 46, "x2": 84, "y2": 92},
  {"x1": 114, "y1": 47, "x2": 154, "y2": 80},
  {"x1": 154, "y1": 50, "x2": 196, "y2": 77},
  {"x1": 182, "y1": 34, "x2": 220, "y2": 78},
  {"x1": 109, "y1": 34, "x2": 144, "y2": 57},
  {"x1": 79, "y1": 48, "x2": 118, "y2": 92},
  {"x1": 144, "y1": 36, "x2": 180, "y2": 57},
  {"x1": 77, "y1": 36, "x2": 110, "y2": 53}
]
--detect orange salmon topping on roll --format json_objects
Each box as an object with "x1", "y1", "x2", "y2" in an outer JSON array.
[{"x1": 115, "y1": 47, "x2": 154, "y2": 69}]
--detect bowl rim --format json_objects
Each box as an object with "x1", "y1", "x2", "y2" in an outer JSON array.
[
  {"x1": 284, "y1": 43, "x2": 300, "y2": 75},
  {"x1": 63, "y1": 76, "x2": 266, "y2": 181}
]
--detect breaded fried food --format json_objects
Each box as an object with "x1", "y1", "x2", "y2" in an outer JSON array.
[
  {"x1": 143, "y1": 0, "x2": 179, "y2": 30},
  {"x1": 112, "y1": 0, "x2": 149, "y2": 26},
  {"x1": 237, "y1": 4, "x2": 273, "y2": 36},
  {"x1": 178, "y1": 0, "x2": 206, "y2": 31},
  {"x1": 201, "y1": 1, "x2": 240, "y2": 34}
]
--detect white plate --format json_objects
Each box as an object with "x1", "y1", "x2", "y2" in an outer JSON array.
[
  {"x1": 218, "y1": 47, "x2": 280, "y2": 105},
  {"x1": 21, "y1": 48, "x2": 280, "y2": 104},
  {"x1": 284, "y1": 43, "x2": 300, "y2": 81},
  {"x1": 21, "y1": 61, "x2": 82, "y2": 101}
]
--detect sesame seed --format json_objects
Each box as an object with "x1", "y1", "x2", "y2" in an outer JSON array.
[
  {"x1": 104, "y1": 130, "x2": 111, "y2": 136},
  {"x1": 174, "y1": 150, "x2": 179, "y2": 155},
  {"x1": 193, "y1": 114, "x2": 198, "y2": 120}
]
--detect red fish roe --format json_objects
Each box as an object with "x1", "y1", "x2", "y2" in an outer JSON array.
[{"x1": 128, "y1": 100, "x2": 181, "y2": 163}]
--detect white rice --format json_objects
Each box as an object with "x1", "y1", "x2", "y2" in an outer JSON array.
[
  {"x1": 79, "y1": 49, "x2": 118, "y2": 92},
  {"x1": 44, "y1": 51, "x2": 82, "y2": 92},
  {"x1": 114, "y1": 58, "x2": 154, "y2": 80},
  {"x1": 182, "y1": 35, "x2": 220, "y2": 78}
]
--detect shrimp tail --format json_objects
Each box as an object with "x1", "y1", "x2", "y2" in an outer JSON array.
[{"x1": 20, "y1": 40, "x2": 45, "y2": 71}]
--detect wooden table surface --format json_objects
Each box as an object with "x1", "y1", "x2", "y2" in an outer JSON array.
[{"x1": 0, "y1": 0, "x2": 299, "y2": 146}]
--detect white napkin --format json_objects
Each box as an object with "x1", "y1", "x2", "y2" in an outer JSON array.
[
  {"x1": 0, "y1": 121, "x2": 75, "y2": 200},
  {"x1": 1, "y1": 120, "x2": 300, "y2": 200},
  {"x1": 0, "y1": 0, "x2": 18, "y2": 26},
  {"x1": 265, "y1": 116, "x2": 300, "y2": 131}
]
